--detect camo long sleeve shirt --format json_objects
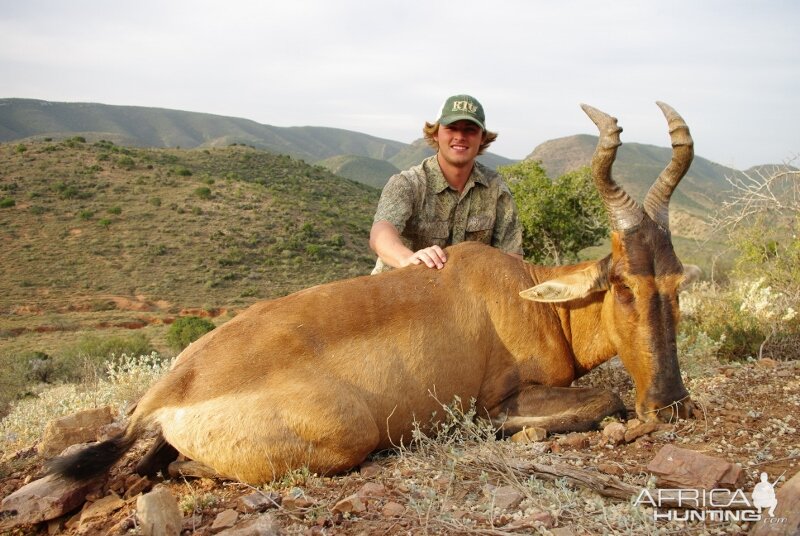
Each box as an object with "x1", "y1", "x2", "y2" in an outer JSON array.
[{"x1": 371, "y1": 155, "x2": 524, "y2": 273}]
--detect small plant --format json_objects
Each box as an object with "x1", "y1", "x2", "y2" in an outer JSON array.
[
  {"x1": 107, "y1": 206, "x2": 122, "y2": 215},
  {"x1": 194, "y1": 186, "x2": 212, "y2": 199},
  {"x1": 78, "y1": 210, "x2": 94, "y2": 220},
  {"x1": 116, "y1": 156, "x2": 135, "y2": 170},
  {"x1": 98, "y1": 218, "x2": 112, "y2": 228},
  {"x1": 14, "y1": 144, "x2": 27, "y2": 154},
  {"x1": 0, "y1": 197, "x2": 15, "y2": 208},
  {"x1": 175, "y1": 167, "x2": 193, "y2": 177},
  {"x1": 167, "y1": 316, "x2": 216, "y2": 352}
]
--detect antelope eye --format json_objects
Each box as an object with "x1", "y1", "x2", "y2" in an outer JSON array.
[{"x1": 614, "y1": 283, "x2": 634, "y2": 304}]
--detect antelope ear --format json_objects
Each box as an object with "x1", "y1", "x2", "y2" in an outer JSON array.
[
  {"x1": 520, "y1": 263, "x2": 608, "y2": 303},
  {"x1": 679, "y1": 264, "x2": 702, "y2": 290}
]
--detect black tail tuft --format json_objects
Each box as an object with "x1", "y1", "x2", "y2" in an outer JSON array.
[{"x1": 45, "y1": 433, "x2": 137, "y2": 480}]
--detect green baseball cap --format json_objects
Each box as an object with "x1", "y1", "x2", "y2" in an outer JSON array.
[{"x1": 437, "y1": 94, "x2": 486, "y2": 130}]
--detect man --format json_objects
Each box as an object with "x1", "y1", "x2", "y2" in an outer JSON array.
[{"x1": 369, "y1": 94, "x2": 524, "y2": 273}]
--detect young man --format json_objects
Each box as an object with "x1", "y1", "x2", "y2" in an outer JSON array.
[{"x1": 369, "y1": 94, "x2": 524, "y2": 273}]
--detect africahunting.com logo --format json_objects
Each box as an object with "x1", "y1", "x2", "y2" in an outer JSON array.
[{"x1": 634, "y1": 472, "x2": 786, "y2": 525}]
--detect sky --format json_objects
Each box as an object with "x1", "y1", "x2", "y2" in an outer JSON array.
[{"x1": 0, "y1": 0, "x2": 797, "y2": 169}]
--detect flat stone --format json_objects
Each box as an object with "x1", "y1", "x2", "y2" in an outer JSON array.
[
  {"x1": 78, "y1": 492, "x2": 125, "y2": 526},
  {"x1": 359, "y1": 461, "x2": 381, "y2": 478},
  {"x1": 597, "y1": 462, "x2": 625, "y2": 477},
  {"x1": 236, "y1": 491, "x2": 281, "y2": 513},
  {"x1": 382, "y1": 501, "x2": 405, "y2": 517},
  {"x1": 38, "y1": 406, "x2": 116, "y2": 457},
  {"x1": 504, "y1": 509, "x2": 555, "y2": 529},
  {"x1": 0, "y1": 473, "x2": 102, "y2": 530},
  {"x1": 332, "y1": 494, "x2": 366, "y2": 514},
  {"x1": 647, "y1": 444, "x2": 743, "y2": 489},
  {"x1": 211, "y1": 509, "x2": 239, "y2": 531},
  {"x1": 483, "y1": 484, "x2": 524, "y2": 510},
  {"x1": 167, "y1": 459, "x2": 220, "y2": 479},
  {"x1": 216, "y1": 515, "x2": 281, "y2": 536},
  {"x1": 136, "y1": 486, "x2": 182, "y2": 536},
  {"x1": 356, "y1": 482, "x2": 386, "y2": 499},
  {"x1": 123, "y1": 475, "x2": 152, "y2": 499},
  {"x1": 624, "y1": 420, "x2": 658, "y2": 443},
  {"x1": 557, "y1": 432, "x2": 590, "y2": 449}
]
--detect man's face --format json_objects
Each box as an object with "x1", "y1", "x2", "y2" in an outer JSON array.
[{"x1": 434, "y1": 120, "x2": 483, "y2": 168}]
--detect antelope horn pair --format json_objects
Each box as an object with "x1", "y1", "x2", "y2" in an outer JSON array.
[{"x1": 580, "y1": 102, "x2": 694, "y2": 232}]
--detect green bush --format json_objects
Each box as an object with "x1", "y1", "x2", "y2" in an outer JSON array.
[
  {"x1": 167, "y1": 316, "x2": 216, "y2": 352},
  {"x1": 194, "y1": 187, "x2": 212, "y2": 199},
  {"x1": 55, "y1": 333, "x2": 154, "y2": 382},
  {"x1": 500, "y1": 162, "x2": 608, "y2": 265},
  {"x1": 0, "y1": 197, "x2": 15, "y2": 208}
]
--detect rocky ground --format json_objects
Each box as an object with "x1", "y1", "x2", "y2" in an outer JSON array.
[{"x1": 1, "y1": 358, "x2": 799, "y2": 535}]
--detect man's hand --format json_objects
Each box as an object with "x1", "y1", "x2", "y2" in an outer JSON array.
[
  {"x1": 403, "y1": 246, "x2": 447, "y2": 269},
  {"x1": 370, "y1": 221, "x2": 448, "y2": 270}
]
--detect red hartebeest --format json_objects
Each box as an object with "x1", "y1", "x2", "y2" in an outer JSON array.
[{"x1": 49, "y1": 103, "x2": 696, "y2": 485}]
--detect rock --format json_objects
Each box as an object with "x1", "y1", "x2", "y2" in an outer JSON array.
[
  {"x1": 755, "y1": 357, "x2": 779, "y2": 368},
  {"x1": 236, "y1": 491, "x2": 281, "y2": 513},
  {"x1": 168, "y1": 459, "x2": 220, "y2": 479},
  {"x1": 78, "y1": 492, "x2": 125, "y2": 527},
  {"x1": 511, "y1": 427, "x2": 548, "y2": 443},
  {"x1": 624, "y1": 420, "x2": 658, "y2": 443},
  {"x1": 211, "y1": 509, "x2": 239, "y2": 531},
  {"x1": 597, "y1": 462, "x2": 625, "y2": 477},
  {"x1": 123, "y1": 475, "x2": 152, "y2": 499},
  {"x1": 647, "y1": 444, "x2": 743, "y2": 489},
  {"x1": 216, "y1": 514, "x2": 281, "y2": 536},
  {"x1": 136, "y1": 486, "x2": 183, "y2": 536},
  {"x1": 750, "y1": 468, "x2": 800, "y2": 536},
  {"x1": 357, "y1": 482, "x2": 386, "y2": 499},
  {"x1": 504, "y1": 509, "x2": 555, "y2": 529},
  {"x1": 382, "y1": 501, "x2": 405, "y2": 517},
  {"x1": 557, "y1": 432, "x2": 590, "y2": 449},
  {"x1": 332, "y1": 494, "x2": 366, "y2": 514},
  {"x1": 359, "y1": 460, "x2": 381, "y2": 478},
  {"x1": 0, "y1": 473, "x2": 102, "y2": 530},
  {"x1": 602, "y1": 422, "x2": 626, "y2": 445},
  {"x1": 483, "y1": 484, "x2": 524, "y2": 510},
  {"x1": 38, "y1": 406, "x2": 116, "y2": 457}
]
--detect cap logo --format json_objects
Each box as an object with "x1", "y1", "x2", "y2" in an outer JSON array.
[{"x1": 452, "y1": 100, "x2": 478, "y2": 113}]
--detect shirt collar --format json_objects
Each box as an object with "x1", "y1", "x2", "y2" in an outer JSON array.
[{"x1": 425, "y1": 155, "x2": 489, "y2": 194}]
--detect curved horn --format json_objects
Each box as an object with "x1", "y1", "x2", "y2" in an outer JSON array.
[
  {"x1": 581, "y1": 104, "x2": 643, "y2": 231},
  {"x1": 643, "y1": 102, "x2": 694, "y2": 231}
]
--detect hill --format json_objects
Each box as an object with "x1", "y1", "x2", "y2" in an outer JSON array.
[
  {"x1": 317, "y1": 155, "x2": 400, "y2": 189},
  {"x1": 389, "y1": 138, "x2": 515, "y2": 175},
  {"x1": 0, "y1": 98, "x2": 409, "y2": 165},
  {"x1": 0, "y1": 138, "x2": 379, "y2": 315},
  {"x1": 527, "y1": 134, "x2": 744, "y2": 221},
  {"x1": 0, "y1": 99, "x2": 513, "y2": 175}
]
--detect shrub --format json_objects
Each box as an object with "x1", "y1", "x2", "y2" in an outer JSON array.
[
  {"x1": 14, "y1": 144, "x2": 26, "y2": 154},
  {"x1": 194, "y1": 187, "x2": 212, "y2": 199},
  {"x1": 500, "y1": 162, "x2": 608, "y2": 265},
  {"x1": 167, "y1": 316, "x2": 216, "y2": 352},
  {"x1": 117, "y1": 156, "x2": 135, "y2": 170},
  {"x1": 78, "y1": 210, "x2": 94, "y2": 220},
  {"x1": 0, "y1": 197, "x2": 15, "y2": 208},
  {"x1": 107, "y1": 206, "x2": 122, "y2": 215},
  {"x1": 56, "y1": 333, "x2": 155, "y2": 381},
  {"x1": 98, "y1": 218, "x2": 112, "y2": 228}
]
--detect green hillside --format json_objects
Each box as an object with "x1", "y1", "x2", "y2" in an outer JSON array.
[
  {"x1": 317, "y1": 154, "x2": 400, "y2": 189},
  {"x1": 527, "y1": 134, "x2": 742, "y2": 218},
  {"x1": 0, "y1": 99, "x2": 408, "y2": 165},
  {"x1": 389, "y1": 139, "x2": 515, "y2": 174},
  {"x1": 0, "y1": 139, "x2": 380, "y2": 314}
]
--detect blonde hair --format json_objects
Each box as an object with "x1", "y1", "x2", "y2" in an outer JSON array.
[{"x1": 423, "y1": 121, "x2": 498, "y2": 155}]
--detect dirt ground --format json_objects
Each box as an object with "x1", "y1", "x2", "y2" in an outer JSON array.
[{"x1": 1, "y1": 357, "x2": 798, "y2": 535}]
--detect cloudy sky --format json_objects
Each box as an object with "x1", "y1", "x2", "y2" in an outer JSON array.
[{"x1": 1, "y1": 0, "x2": 797, "y2": 169}]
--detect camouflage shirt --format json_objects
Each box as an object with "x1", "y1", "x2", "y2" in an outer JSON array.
[{"x1": 372, "y1": 155, "x2": 524, "y2": 273}]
